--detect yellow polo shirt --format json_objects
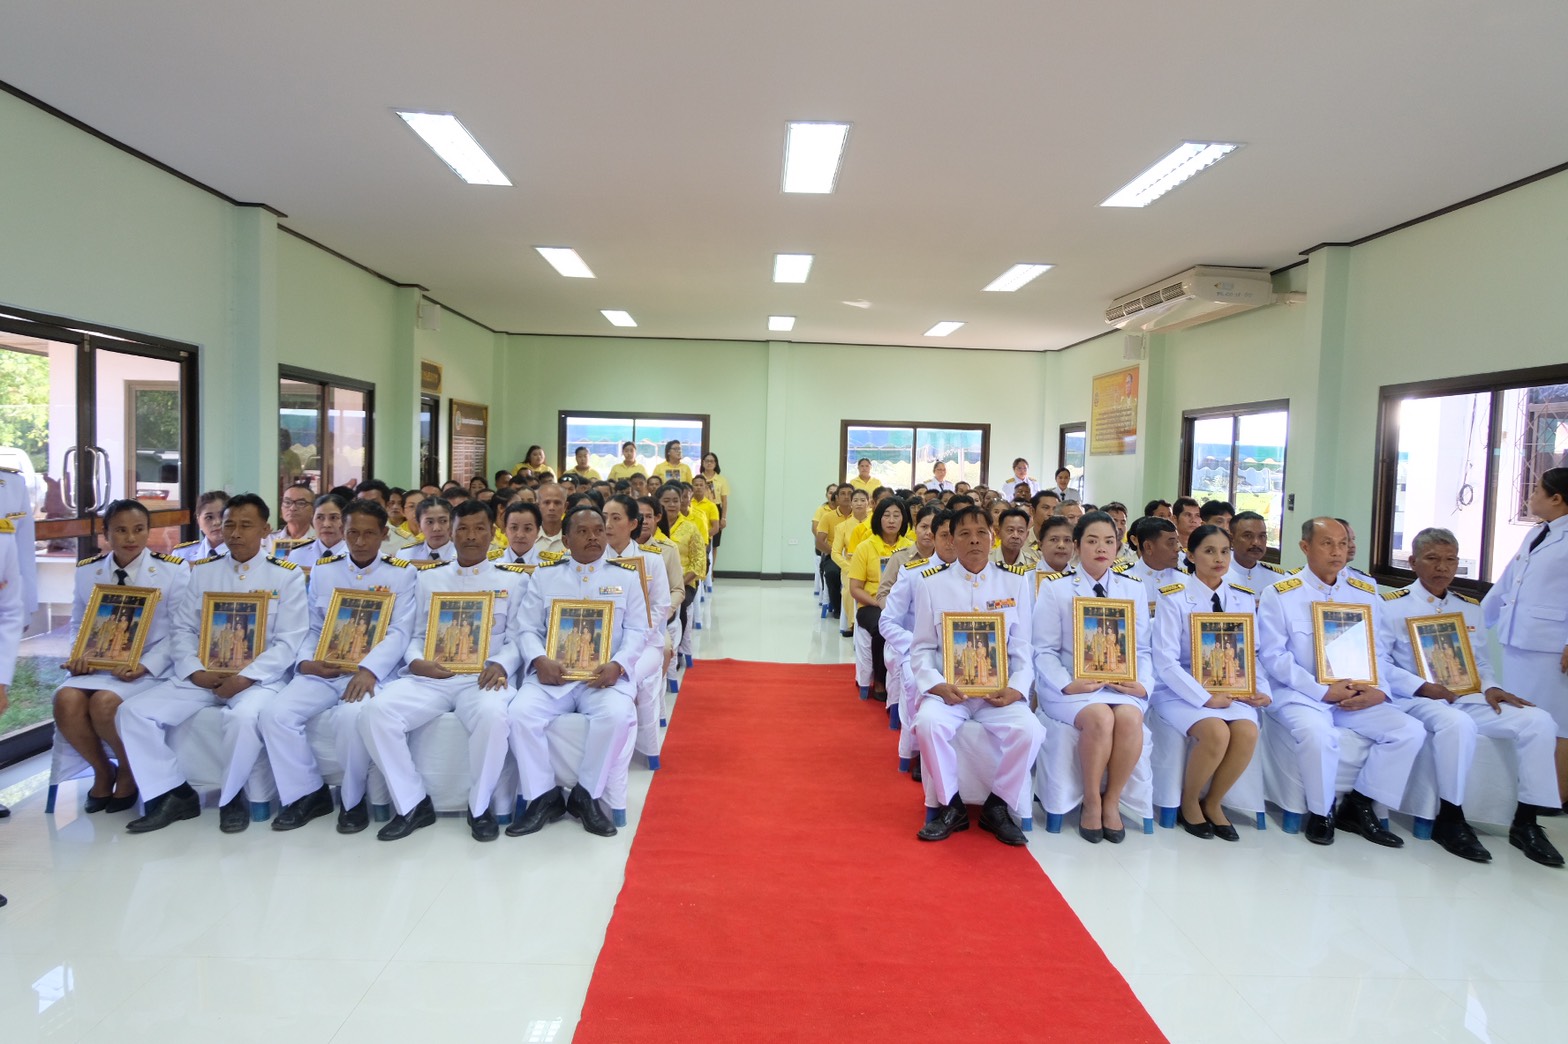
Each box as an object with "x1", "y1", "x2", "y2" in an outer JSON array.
[
  {"x1": 703, "y1": 473, "x2": 731, "y2": 503},
  {"x1": 849, "y1": 476, "x2": 879, "y2": 493},
  {"x1": 655, "y1": 462, "x2": 693, "y2": 485},
  {"x1": 848, "y1": 534, "x2": 914, "y2": 597},
  {"x1": 568, "y1": 466, "x2": 601, "y2": 482},
  {"x1": 690, "y1": 496, "x2": 720, "y2": 535},
  {"x1": 608, "y1": 462, "x2": 646, "y2": 481}
]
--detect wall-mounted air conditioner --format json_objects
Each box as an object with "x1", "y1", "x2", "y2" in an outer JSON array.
[{"x1": 1105, "y1": 266, "x2": 1273, "y2": 333}]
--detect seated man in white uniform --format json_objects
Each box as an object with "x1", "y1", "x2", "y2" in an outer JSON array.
[
  {"x1": 879, "y1": 505, "x2": 957, "y2": 782},
  {"x1": 1122, "y1": 515, "x2": 1181, "y2": 599},
  {"x1": 260, "y1": 498, "x2": 416, "y2": 833},
  {"x1": 399, "y1": 496, "x2": 457, "y2": 563},
  {"x1": 1225, "y1": 510, "x2": 1290, "y2": 599},
  {"x1": 910, "y1": 505, "x2": 1043, "y2": 847},
  {"x1": 360, "y1": 499, "x2": 529, "y2": 842},
  {"x1": 602, "y1": 494, "x2": 670, "y2": 759},
  {"x1": 119, "y1": 493, "x2": 308, "y2": 833},
  {"x1": 505, "y1": 506, "x2": 650, "y2": 838},
  {"x1": 269, "y1": 482, "x2": 317, "y2": 558},
  {"x1": 1257, "y1": 517, "x2": 1425, "y2": 847},
  {"x1": 283, "y1": 493, "x2": 350, "y2": 574},
  {"x1": 1381, "y1": 527, "x2": 1562, "y2": 867}
]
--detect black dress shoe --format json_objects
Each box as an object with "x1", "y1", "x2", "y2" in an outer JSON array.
[
  {"x1": 84, "y1": 789, "x2": 112, "y2": 814},
  {"x1": 1334, "y1": 794, "x2": 1403, "y2": 848},
  {"x1": 0, "y1": 802, "x2": 10, "y2": 818},
  {"x1": 377, "y1": 796, "x2": 436, "y2": 841},
  {"x1": 1509, "y1": 823, "x2": 1565, "y2": 867},
  {"x1": 1209, "y1": 820, "x2": 1240, "y2": 843},
  {"x1": 869, "y1": 688, "x2": 887, "y2": 703},
  {"x1": 909, "y1": 754, "x2": 922, "y2": 783},
  {"x1": 219, "y1": 795, "x2": 251, "y2": 834},
  {"x1": 1432, "y1": 817, "x2": 1492, "y2": 863},
  {"x1": 105, "y1": 790, "x2": 139, "y2": 814},
  {"x1": 917, "y1": 795, "x2": 969, "y2": 842},
  {"x1": 272, "y1": 785, "x2": 335, "y2": 831},
  {"x1": 336, "y1": 800, "x2": 369, "y2": 835},
  {"x1": 126, "y1": 788, "x2": 201, "y2": 833},
  {"x1": 839, "y1": 629, "x2": 853, "y2": 638},
  {"x1": 1304, "y1": 812, "x2": 1335, "y2": 845},
  {"x1": 467, "y1": 809, "x2": 499, "y2": 842},
  {"x1": 1102, "y1": 823, "x2": 1127, "y2": 844},
  {"x1": 1177, "y1": 811, "x2": 1213, "y2": 839},
  {"x1": 567, "y1": 783, "x2": 617, "y2": 837},
  {"x1": 978, "y1": 795, "x2": 1027, "y2": 846},
  {"x1": 506, "y1": 788, "x2": 567, "y2": 837},
  {"x1": 1077, "y1": 823, "x2": 1103, "y2": 844}
]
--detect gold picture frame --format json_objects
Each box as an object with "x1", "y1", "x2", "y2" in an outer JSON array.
[
  {"x1": 941, "y1": 611, "x2": 1008, "y2": 695},
  {"x1": 1406, "y1": 613, "x2": 1482, "y2": 696},
  {"x1": 1312, "y1": 601, "x2": 1378, "y2": 686},
  {"x1": 423, "y1": 592, "x2": 494, "y2": 673},
  {"x1": 611, "y1": 556, "x2": 653, "y2": 625},
  {"x1": 1190, "y1": 612, "x2": 1256, "y2": 696},
  {"x1": 1072, "y1": 597, "x2": 1137, "y2": 683},
  {"x1": 314, "y1": 589, "x2": 395, "y2": 669},
  {"x1": 547, "y1": 599, "x2": 616, "y2": 681},
  {"x1": 199, "y1": 591, "x2": 269, "y2": 674},
  {"x1": 71, "y1": 584, "x2": 161, "y2": 671}
]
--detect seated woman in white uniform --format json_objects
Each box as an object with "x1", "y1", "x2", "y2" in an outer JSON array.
[
  {"x1": 1033, "y1": 510, "x2": 1154, "y2": 844},
  {"x1": 1150, "y1": 524, "x2": 1272, "y2": 841},
  {"x1": 54, "y1": 499, "x2": 192, "y2": 813}
]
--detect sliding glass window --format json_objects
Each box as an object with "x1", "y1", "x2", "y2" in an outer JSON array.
[
  {"x1": 1059, "y1": 423, "x2": 1086, "y2": 497},
  {"x1": 1180, "y1": 401, "x2": 1288, "y2": 550},
  {"x1": 840, "y1": 421, "x2": 989, "y2": 490},
  {"x1": 278, "y1": 367, "x2": 374, "y2": 508},
  {"x1": 558, "y1": 412, "x2": 709, "y2": 480}
]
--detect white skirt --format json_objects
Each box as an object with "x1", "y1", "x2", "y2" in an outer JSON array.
[
  {"x1": 1039, "y1": 688, "x2": 1146, "y2": 726},
  {"x1": 1151, "y1": 690, "x2": 1259, "y2": 735},
  {"x1": 53, "y1": 671, "x2": 164, "y2": 700}
]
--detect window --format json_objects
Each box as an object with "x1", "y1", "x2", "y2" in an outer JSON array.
[
  {"x1": 279, "y1": 367, "x2": 374, "y2": 505},
  {"x1": 840, "y1": 420, "x2": 989, "y2": 490},
  {"x1": 1374, "y1": 366, "x2": 1568, "y2": 585},
  {"x1": 558, "y1": 411, "x2": 709, "y2": 481},
  {"x1": 1180, "y1": 401, "x2": 1288, "y2": 549},
  {"x1": 1058, "y1": 423, "x2": 1086, "y2": 498}
]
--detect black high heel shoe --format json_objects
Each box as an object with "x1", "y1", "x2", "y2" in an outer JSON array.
[
  {"x1": 84, "y1": 791, "x2": 113, "y2": 814},
  {"x1": 105, "y1": 789, "x2": 140, "y2": 814}
]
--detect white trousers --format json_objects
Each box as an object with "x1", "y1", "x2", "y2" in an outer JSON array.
[
  {"x1": 853, "y1": 626, "x2": 873, "y2": 688},
  {"x1": 888, "y1": 655, "x2": 918, "y2": 760},
  {"x1": 1502, "y1": 647, "x2": 1568, "y2": 739},
  {"x1": 258, "y1": 674, "x2": 370, "y2": 807},
  {"x1": 1455, "y1": 700, "x2": 1560, "y2": 807},
  {"x1": 117, "y1": 679, "x2": 278, "y2": 805},
  {"x1": 1267, "y1": 696, "x2": 1424, "y2": 815},
  {"x1": 632, "y1": 644, "x2": 664, "y2": 756},
  {"x1": 507, "y1": 680, "x2": 635, "y2": 802},
  {"x1": 358, "y1": 675, "x2": 515, "y2": 817},
  {"x1": 913, "y1": 695, "x2": 1044, "y2": 813}
]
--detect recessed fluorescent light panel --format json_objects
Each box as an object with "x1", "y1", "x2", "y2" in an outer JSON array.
[
  {"x1": 768, "y1": 315, "x2": 796, "y2": 332},
  {"x1": 534, "y1": 247, "x2": 595, "y2": 278},
  {"x1": 773, "y1": 253, "x2": 814, "y2": 283},
  {"x1": 782, "y1": 122, "x2": 851, "y2": 193},
  {"x1": 983, "y1": 263, "x2": 1054, "y2": 292},
  {"x1": 925, "y1": 321, "x2": 965, "y2": 337},
  {"x1": 395, "y1": 111, "x2": 512, "y2": 186},
  {"x1": 600, "y1": 309, "x2": 637, "y2": 328},
  {"x1": 1101, "y1": 141, "x2": 1240, "y2": 208}
]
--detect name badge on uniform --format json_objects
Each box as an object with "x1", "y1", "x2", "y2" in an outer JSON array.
[
  {"x1": 493, "y1": 589, "x2": 509, "y2": 598},
  {"x1": 599, "y1": 585, "x2": 623, "y2": 595},
  {"x1": 986, "y1": 598, "x2": 1015, "y2": 610}
]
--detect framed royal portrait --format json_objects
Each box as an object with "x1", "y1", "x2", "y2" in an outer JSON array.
[
  {"x1": 942, "y1": 612, "x2": 1008, "y2": 695},
  {"x1": 424, "y1": 592, "x2": 494, "y2": 673},
  {"x1": 314, "y1": 589, "x2": 395, "y2": 669},
  {"x1": 1190, "y1": 613, "x2": 1256, "y2": 696},
  {"x1": 1312, "y1": 602, "x2": 1378, "y2": 685},
  {"x1": 72, "y1": 585, "x2": 161, "y2": 671},
  {"x1": 547, "y1": 599, "x2": 615, "y2": 681},
  {"x1": 1072, "y1": 597, "x2": 1137, "y2": 683},
  {"x1": 611, "y1": 556, "x2": 652, "y2": 625},
  {"x1": 1406, "y1": 613, "x2": 1482, "y2": 696},
  {"x1": 199, "y1": 591, "x2": 269, "y2": 674}
]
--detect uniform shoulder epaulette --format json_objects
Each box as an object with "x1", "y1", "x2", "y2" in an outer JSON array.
[
  {"x1": 1455, "y1": 592, "x2": 1480, "y2": 605},
  {"x1": 413, "y1": 559, "x2": 449, "y2": 571},
  {"x1": 903, "y1": 556, "x2": 930, "y2": 570},
  {"x1": 1346, "y1": 576, "x2": 1376, "y2": 595},
  {"x1": 1381, "y1": 587, "x2": 1411, "y2": 601},
  {"x1": 639, "y1": 542, "x2": 663, "y2": 554},
  {"x1": 920, "y1": 562, "x2": 951, "y2": 578},
  {"x1": 539, "y1": 550, "x2": 566, "y2": 563},
  {"x1": 77, "y1": 550, "x2": 108, "y2": 566},
  {"x1": 317, "y1": 552, "x2": 346, "y2": 566},
  {"x1": 486, "y1": 547, "x2": 504, "y2": 560},
  {"x1": 1272, "y1": 576, "x2": 1303, "y2": 594},
  {"x1": 611, "y1": 558, "x2": 640, "y2": 571},
  {"x1": 536, "y1": 556, "x2": 567, "y2": 568},
  {"x1": 172, "y1": 538, "x2": 200, "y2": 550},
  {"x1": 267, "y1": 555, "x2": 298, "y2": 570},
  {"x1": 1289, "y1": 566, "x2": 1303, "y2": 574},
  {"x1": 191, "y1": 553, "x2": 224, "y2": 566},
  {"x1": 1038, "y1": 571, "x2": 1066, "y2": 582},
  {"x1": 0, "y1": 465, "x2": 20, "y2": 474},
  {"x1": 1158, "y1": 582, "x2": 1185, "y2": 595},
  {"x1": 381, "y1": 555, "x2": 411, "y2": 568},
  {"x1": 151, "y1": 551, "x2": 185, "y2": 565},
  {"x1": 1231, "y1": 583, "x2": 1255, "y2": 596},
  {"x1": 495, "y1": 562, "x2": 531, "y2": 574},
  {"x1": 997, "y1": 562, "x2": 1028, "y2": 575},
  {"x1": 1262, "y1": 561, "x2": 1288, "y2": 574},
  {"x1": 1110, "y1": 561, "x2": 1132, "y2": 574},
  {"x1": 401, "y1": 539, "x2": 427, "y2": 550}
]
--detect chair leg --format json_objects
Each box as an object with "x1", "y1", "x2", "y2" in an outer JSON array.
[
  {"x1": 1281, "y1": 811, "x2": 1303, "y2": 834},
  {"x1": 1045, "y1": 812, "x2": 1064, "y2": 833},
  {"x1": 898, "y1": 757, "x2": 910, "y2": 773},
  {"x1": 1255, "y1": 811, "x2": 1267, "y2": 831},
  {"x1": 612, "y1": 808, "x2": 627, "y2": 828},
  {"x1": 1413, "y1": 817, "x2": 1434, "y2": 840},
  {"x1": 45, "y1": 784, "x2": 59, "y2": 814},
  {"x1": 249, "y1": 801, "x2": 271, "y2": 822},
  {"x1": 647, "y1": 755, "x2": 661, "y2": 771},
  {"x1": 888, "y1": 705, "x2": 901, "y2": 730},
  {"x1": 1141, "y1": 816, "x2": 1154, "y2": 835},
  {"x1": 1156, "y1": 806, "x2": 1177, "y2": 829},
  {"x1": 372, "y1": 803, "x2": 393, "y2": 823},
  {"x1": 1021, "y1": 816, "x2": 1033, "y2": 832}
]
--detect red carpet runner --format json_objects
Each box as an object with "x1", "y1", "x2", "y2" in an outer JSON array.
[{"x1": 576, "y1": 659, "x2": 1165, "y2": 1043}]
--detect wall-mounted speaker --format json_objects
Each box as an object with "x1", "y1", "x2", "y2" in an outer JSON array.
[{"x1": 417, "y1": 299, "x2": 442, "y2": 331}]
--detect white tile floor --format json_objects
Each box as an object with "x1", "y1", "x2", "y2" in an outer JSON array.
[{"x1": 0, "y1": 579, "x2": 1562, "y2": 1043}]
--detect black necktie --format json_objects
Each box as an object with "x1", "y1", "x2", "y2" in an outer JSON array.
[
  {"x1": 1093, "y1": 582, "x2": 1107, "y2": 598},
  {"x1": 1212, "y1": 591, "x2": 1223, "y2": 613},
  {"x1": 1529, "y1": 523, "x2": 1550, "y2": 553},
  {"x1": 427, "y1": 549, "x2": 437, "y2": 561},
  {"x1": 114, "y1": 568, "x2": 128, "y2": 586}
]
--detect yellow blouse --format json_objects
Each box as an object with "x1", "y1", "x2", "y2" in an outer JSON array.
[
  {"x1": 669, "y1": 516, "x2": 708, "y2": 584},
  {"x1": 848, "y1": 534, "x2": 914, "y2": 597},
  {"x1": 608, "y1": 462, "x2": 647, "y2": 481},
  {"x1": 654, "y1": 461, "x2": 693, "y2": 485}
]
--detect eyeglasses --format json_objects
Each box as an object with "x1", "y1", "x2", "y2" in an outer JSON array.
[{"x1": 282, "y1": 498, "x2": 313, "y2": 508}]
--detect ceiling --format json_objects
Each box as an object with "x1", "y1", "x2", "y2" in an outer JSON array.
[{"x1": 4, "y1": 2, "x2": 1568, "y2": 352}]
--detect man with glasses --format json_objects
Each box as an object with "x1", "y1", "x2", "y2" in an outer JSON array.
[{"x1": 271, "y1": 482, "x2": 317, "y2": 556}]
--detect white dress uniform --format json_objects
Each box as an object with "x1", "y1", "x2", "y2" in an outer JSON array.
[
  {"x1": 1151, "y1": 578, "x2": 1269, "y2": 735},
  {"x1": 506, "y1": 552, "x2": 650, "y2": 804},
  {"x1": 259, "y1": 552, "x2": 417, "y2": 809},
  {"x1": 267, "y1": 527, "x2": 315, "y2": 560},
  {"x1": 284, "y1": 537, "x2": 347, "y2": 574},
  {"x1": 1033, "y1": 567, "x2": 1154, "y2": 722},
  {"x1": 910, "y1": 561, "x2": 1044, "y2": 814},
  {"x1": 55, "y1": 548, "x2": 192, "y2": 700},
  {"x1": 1256, "y1": 570, "x2": 1424, "y2": 816},
  {"x1": 1382, "y1": 581, "x2": 1560, "y2": 807},
  {"x1": 398, "y1": 537, "x2": 457, "y2": 564},
  {"x1": 1482, "y1": 520, "x2": 1568, "y2": 738},
  {"x1": 0, "y1": 466, "x2": 38, "y2": 613},
  {"x1": 117, "y1": 552, "x2": 308, "y2": 804},
  {"x1": 359, "y1": 559, "x2": 530, "y2": 817},
  {"x1": 0, "y1": 518, "x2": 24, "y2": 685},
  {"x1": 879, "y1": 552, "x2": 952, "y2": 760},
  {"x1": 1226, "y1": 559, "x2": 1290, "y2": 603},
  {"x1": 927, "y1": 480, "x2": 955, "y2": 493},
  {"x1": 606, "y1": 537, "x2": 671, "y2": 757},
  {"x1": 169, "y1": 534, "x2": 223, "y2": 564},
  {"x1": 1120, "y1": 558, "x2": 1175, "y2": 616}
]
